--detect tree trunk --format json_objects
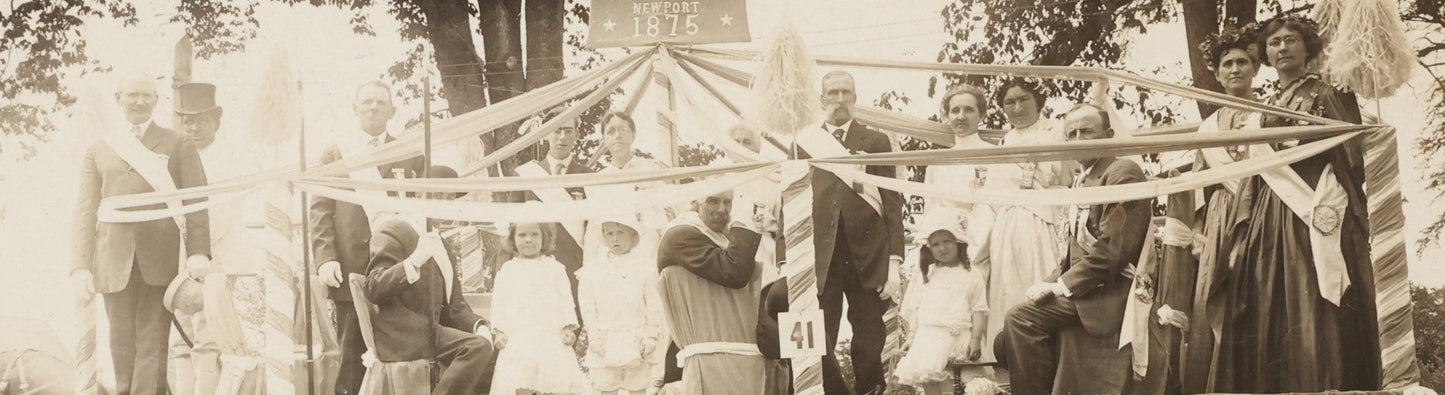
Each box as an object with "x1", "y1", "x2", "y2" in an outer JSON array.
[
  {"x1": 416, "y1": 0, "x2": 488, "y2": 117},
  {"x1": 1223, "y1": 0, "x2": 1257, "y2": 29},
  {"x1": 477, "y1": 0, "x2": 523, "y2": 199},
  {"x1": 1182, "y1": 0, "x2": 1223, "y2": 118},
  {"x1": 478, "y1": 0, "x2": 524, "y2": 104},
  {"x1": 524, "y1": 0, "x2": 566, "y2": 91}
]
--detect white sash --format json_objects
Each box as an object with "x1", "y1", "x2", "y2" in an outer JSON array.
[
  {"x1": 674, "y1": 341, "x2": 762, "y2": 368},
  {"x1": 795, "y1": 127, "x2": 882, "y2": 215},
  {"x1": 1249, "y1": 144, "x2": 1351, "y2": 306},
  {"x1": 516, "y1": 161, "x2": 584, "y2": 242},
  {"x1": 1120, "y1": 220, "x2": 1160, "y2": 376},
  {"x1": 102, "y1": 129, "x2": 187, "y2": 248},
  {"x1": 1196, "y1": 112, "x2": 1260, "y2": 196}
]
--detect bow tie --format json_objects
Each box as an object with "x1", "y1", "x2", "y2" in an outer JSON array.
[{"x1": 832, "y1": 128, "x2": 846, "y2": 141}]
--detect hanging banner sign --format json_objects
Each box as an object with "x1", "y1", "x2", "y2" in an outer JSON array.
[{"x1": 588, "y1": 0, "x2": 751, "y2": 48}]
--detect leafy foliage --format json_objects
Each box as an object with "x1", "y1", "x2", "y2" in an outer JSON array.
[
  {"x1": 1412, "y1": 285, "x2": 1445, "y2": 389},
  {"x1": 934, "y1": 0, "x2": 1178, "y2": 132},
  {"x1": 0, "y1": 0, "x2": 136, "y2": 160},
  {"x1": 171, "y1": 0, "x2": 259, "y2": 58}
]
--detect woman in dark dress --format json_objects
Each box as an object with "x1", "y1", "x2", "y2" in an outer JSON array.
[{"x1": 1210, "y1": 16, "x2": 1381, "y2": 392}]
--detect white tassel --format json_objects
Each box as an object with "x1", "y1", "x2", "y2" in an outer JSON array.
[
  {"x1": 250, "y1": 45, "x2": 302, "y2": 146},
  {"x1": 1319, "y1": 0, "x2": 1417, "y2": 99},
  {"x1": 750, "y1": 23, "x2": 817, "y2": 138}
]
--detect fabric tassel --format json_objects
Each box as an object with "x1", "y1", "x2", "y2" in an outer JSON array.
[
  {"x1": 251, "y1": 45, "x2": 302, "y2": 146},
  {"x1": 1318, "y1": 0, "x2": 1417, "y2": 99},
  {"x1": 750, "y1": 23, "x2": 817, "y2": 138}
]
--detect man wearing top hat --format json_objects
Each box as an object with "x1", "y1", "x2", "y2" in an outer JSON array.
[
  {"x1": 168, "y1": 82, "x2": 256, "y2": 394},
  {"x1": 175, "y1": 82, "x2": 224, "y2": 152}
]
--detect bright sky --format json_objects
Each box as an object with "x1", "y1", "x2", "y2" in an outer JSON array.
[{"x1": 1, "y1": 0, "x2": 1441, "y2": 348}]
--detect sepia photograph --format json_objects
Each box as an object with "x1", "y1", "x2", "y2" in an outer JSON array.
[{"x1": 1, "y1": 0, "x2": 1443, "y2": 394}]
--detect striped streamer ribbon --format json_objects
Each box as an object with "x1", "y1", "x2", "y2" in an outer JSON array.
[
  {"x1": 75, "y1": 293, "x2": 98, "y2": 394},
  {"x1": 780, "y1": 161, "x2": 824, "y2": 395},
  {"x1": 880, "y1": 300, "x2": 903, "y2": 377},
  {"x1": 261, "y1": 181, "x2": 297, "y2": 394},
  {"x1": 1362, "y1": 127, "x2": 1418, "y2": 389}
]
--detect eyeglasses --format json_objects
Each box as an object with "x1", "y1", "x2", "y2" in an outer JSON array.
[{"x1": 1267, "y1": 35, "x2": 1301, "y2": 49}]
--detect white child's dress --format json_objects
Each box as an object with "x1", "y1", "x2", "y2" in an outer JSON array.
[
  {"x1": 576, "y1": 250, "x2": 666, "y2": 391},
  {"x1": 895, "y1": 264, "x2": 991, "y2": 385},
  {"x1": 489, "y1": 255, "x2": 589, "y2": 394}
]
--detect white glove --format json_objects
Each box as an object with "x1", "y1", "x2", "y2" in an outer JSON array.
[
  {"x1": 186, "y1": 254, "x2": 213, "y2": 280},
  {"x1": 319, "y1": 261, "x2": 343, "y2": 288},
  {"x1": 411, "y1": 232, "x2": 447, "y2": 269},
  {"x1": 72, "y1": 270, "x2": 95, "y2": 300},
  {"x1": 1025, "y1": 282, "x2": 1066, "y2": 302},
  {"x1": 1156, "y1": 304, "x2": 1189, "y2": 330},
  {"x1": 474, "y1": 324, "x2": 494, "y2": 343}
]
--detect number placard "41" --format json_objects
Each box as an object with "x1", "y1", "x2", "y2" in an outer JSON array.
[{"x1": 778, "y1": 309, "x2": 827, "y2": 359}]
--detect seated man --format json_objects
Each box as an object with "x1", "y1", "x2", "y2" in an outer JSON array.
[
  {"x1": 365, "y1": 213, "x2": 493, "y2": 394},
  {"x1": 998, "y1": 104, "x2": 1152, "y2": 395}
]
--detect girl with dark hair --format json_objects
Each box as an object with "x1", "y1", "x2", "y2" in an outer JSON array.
[
  {"x1": 895, "y1": 208, "x2": 991, "y2": 394},
  {"x1": 1209, "y1": 15, "x2": 1381, "y2": 392},
  {"x1": 489, "y1": 221, "x2": 589, "y2": 394}
]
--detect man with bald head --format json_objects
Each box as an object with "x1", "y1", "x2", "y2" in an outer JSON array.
[
  {"x1": 309, "y1": 80, "x2": 425, "y2": 394},
  {"x1": 786, "y1": 70, "x2": 905, "y2": 394},
  {"x1": 998, "y1": 103, "x2": 1152, "y2": 395},
  {"x1": 72, "y1": 72, "x2": 212, "y2": 394}
]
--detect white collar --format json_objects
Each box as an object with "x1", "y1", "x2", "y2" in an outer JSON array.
[
  {"x1": 823, "y1": 120, "x2": 854, "y2": 135},
  {"x1": 545, "y1": 155, "x2": 573, "y2": 173},
  {"x1": 362, "y1": 130, "x2": 389, "y2": 147},
  {"x1": 126, "y1": 119, "x2": 154, "y2": 139},
  {"x1": 1075, "y1": 163, "x2": 1095, "y2": 186}
]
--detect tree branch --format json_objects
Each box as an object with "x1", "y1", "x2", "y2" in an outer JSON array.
[{"x1": 1420, "y1": 42, "x2": 1445, "y2": 59}]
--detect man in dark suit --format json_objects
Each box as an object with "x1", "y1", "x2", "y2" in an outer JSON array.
[
  {"x1": 309, "y1": 80, "x2": 425, "y2": 395},
  {"x1": 72, "y1": 73, "x2": 211, "y2": 394},
  {"x1": 999, "y1": 103, "x2": 1152, "y2": 395},
  {"x1": 365, "y1": 218, "x2": 494, "y2": 394},
  {"x1": 789, "y1": 70, "x2": 905, "y2": 394}
]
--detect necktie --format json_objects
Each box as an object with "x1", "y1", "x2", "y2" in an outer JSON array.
[
  {"x1": 555, "y1": 162, "x2": 566, "y2": 175},
  {"x1": 131, "y1": 124, "x2": 144, "y2": 140},
  {"x1": 832, "y1": 128, "x2": 846, "y2": 142}
]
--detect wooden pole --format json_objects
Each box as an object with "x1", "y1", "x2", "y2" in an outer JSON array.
[
  {"x1": 297, "y1": 81, "x2": 316, "y2": 395},
  {"x1": 654, "y1": 45, "x2": 680, "y2": 167}
]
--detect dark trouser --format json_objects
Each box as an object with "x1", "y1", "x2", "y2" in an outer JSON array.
[
  {"x1": 819, "y1": 243, "x2": 886, "y2": 395},
  {"x1": 104, "y1": 266, "x2": 172, "y2": 395},
  {"x1": 1001, "y1": 295, "x2": 1082, "y2": 395},
  {"x1": 433, "y1": 326, "x2": 495, "y2": 395},
  {"x1": 333, "y1": 300, "x2": 366, "y2": 395}
]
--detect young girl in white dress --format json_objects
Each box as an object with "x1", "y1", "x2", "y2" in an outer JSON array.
[
  {"x1": 490, "y1": 222, "x2": 589, "y2": 394},
  {"x1": 896, "y1": 209, "x2": 992, "y2": 394},
  {"x1": 576, "y1": 216, "x2": 666, "y2": 394}
]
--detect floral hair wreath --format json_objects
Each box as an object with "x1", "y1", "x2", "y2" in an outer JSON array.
[{"x1": 1199, "y1": 23, "x2": 1261, "y2": 71}]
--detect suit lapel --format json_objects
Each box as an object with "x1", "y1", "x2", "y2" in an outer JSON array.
[
  {"x1": 843, "y1": 122, "x2": 867, "y2": 151},
  {"x1": 1084, "y1": 157, "x2": 1117, "y2": 228},
  {"x1": 374, "y1": 134, "x2": 395, "y2": 176},
  {"x1": 142, "y1": 123, "x2": 165, "y2": 152}
]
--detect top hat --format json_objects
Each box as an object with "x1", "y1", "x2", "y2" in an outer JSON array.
[{"x1": 176, "y1": 82, "x2": 223, "y2": 115}]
